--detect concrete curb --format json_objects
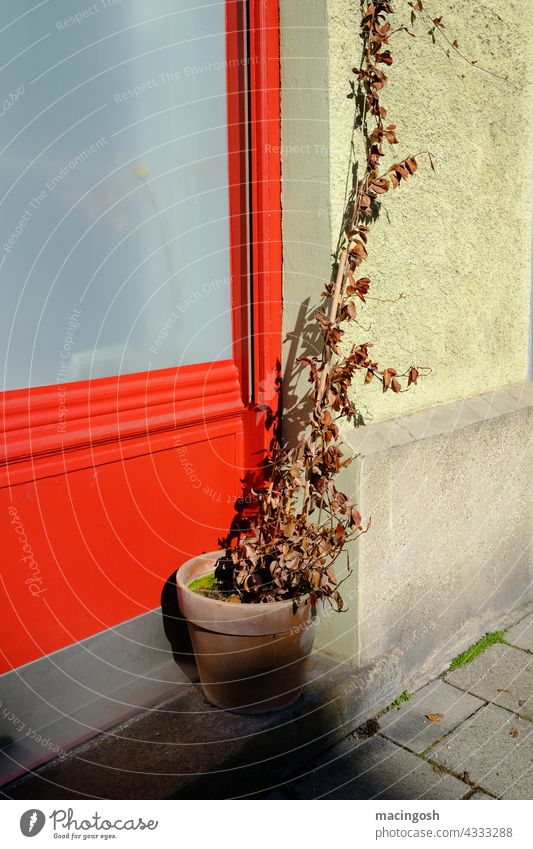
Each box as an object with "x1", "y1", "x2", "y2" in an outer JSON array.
[{"x1": 4, "y1": 649, "x2": 403, "y2": 800}]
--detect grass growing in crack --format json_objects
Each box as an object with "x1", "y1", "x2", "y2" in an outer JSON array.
[
  {"x1": 386, "y1": 690, "x2": 413, "y2": 711},
  {"x1": 372, "y1": 690, "x2": 413, "y2": 726},
  {"x1": 358, "y1": 691, "x2": 413, "y2": 737},
  {"x1": 450, "y1": 631, "x2": 505, "y2": 670}
]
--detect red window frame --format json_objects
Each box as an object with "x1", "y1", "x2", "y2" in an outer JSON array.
[{"x1": 0, "y1": 0, "x2": 282, "y2": 488}]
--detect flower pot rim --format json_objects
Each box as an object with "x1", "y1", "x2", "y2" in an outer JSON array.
[
  {"x1": 176, "y1": 550, "x2": 315, "y2": 636},
  {"x1": 176, "y1": 549, "x2": 310, "y2": 609}
]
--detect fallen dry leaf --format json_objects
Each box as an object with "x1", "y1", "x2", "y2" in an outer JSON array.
[
  {"x1": 509, "y1": 727, "x2": 519, "y2": 739},
  {"x1": 518, "y1": 699, "x2": 527, "y2": 707},
  {"x1": 425, "y1": 713, "x2": 444, "y2": 723},
  {"x1": 462, "y1": 770, "x2": 471, "y2": 783},
  {"x1": 497, "y1": 688, "x2": 510, "y2": 693}
]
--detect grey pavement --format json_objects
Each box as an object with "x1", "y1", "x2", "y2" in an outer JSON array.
[
  {"x1": 446, "y1": 643, "x2": 533, "y2": 718},
  {"x1": 3, "y1": 606, "x2": 532, "y2": 800},
  {"x1": 430, "y1": 704, "x2": 533, "y2": 800},
  {"x1": 377, "y1": 680, "x2": 484, "y2": 755},
  {"x1": 281, "y1": 734, "x2": 467, "y2": 800},
  {"x1": 280, "y1": 607, "x2": 533, "y2": 800},
  {"x1": 504, "y1": 613, "x2": 533, "y2": 653}
]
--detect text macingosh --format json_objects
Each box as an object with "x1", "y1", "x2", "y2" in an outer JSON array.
[{"x1": 376, "y1": 811, "x2": 439, "y2": 824}]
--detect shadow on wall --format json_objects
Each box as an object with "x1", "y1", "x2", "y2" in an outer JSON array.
[{"x1": 283, "y1": 296, "x2": 322, "y2": 445}]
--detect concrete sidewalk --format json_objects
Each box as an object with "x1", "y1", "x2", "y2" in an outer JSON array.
[
  {"x1": 267, "y1": 608, "x2": 533, "y2": 800},
  {"x1": 3, "y1": 606, "x2": 532, "y2": 800}
]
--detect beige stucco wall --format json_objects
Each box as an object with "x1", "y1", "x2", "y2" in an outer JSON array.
[{"x1": 281, "y1": 0, "x2": 532, "y2": 426}]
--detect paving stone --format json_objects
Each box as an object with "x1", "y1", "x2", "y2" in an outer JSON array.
[
  {"x1": 468, "y1": 791, "x2": 494, "y2": 800},
  {"x1": 505, "y1": 613, "x2": 533, "y2": 654},
  {"x1": 430, "y1": 704, "x2": 533, "y2": 800},
  {"x1": 445, "y1": 644, "x2": 533, "y2": 719},
  {"x1": 286, "y1": 734, "x2": 467, "y2": 800},
  {"x1": 379, "y1": 681, "x2": 484, "y2": 754}
]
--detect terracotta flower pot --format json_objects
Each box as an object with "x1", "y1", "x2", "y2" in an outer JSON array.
[{"x1": 176, "y1": 551, "x2": 318, "y2": 714}]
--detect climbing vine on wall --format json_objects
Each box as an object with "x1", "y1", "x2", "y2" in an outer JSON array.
[{"x1": 214, "y1": 1, "x2": 493, "y2": 607}]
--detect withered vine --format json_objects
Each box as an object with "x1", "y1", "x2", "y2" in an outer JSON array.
[{"x1": 212, "y1": 1, "x2": 483, "y2": 607}]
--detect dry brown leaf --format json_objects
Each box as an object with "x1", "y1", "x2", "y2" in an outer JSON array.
[
  {"x1": 425, "y1": 713, "x2": 444, "y2": 723},
  {"x1": 518, "y1": 699, "x2": 527, "y2": 707},
  {"x1": 497, "y1": 688, "x2": 510, "y2": 693},
  {"x1": 351, "y1": 241, "x2": 368, "y2": 259},
  {"x1": 335, "y1": 523, "x2": 346, "y2": 540},
  {"x1": 408, "y1": 366, "x2": 419, "y2": 386},
  {"x1": 369, "y1": 179, "x2": 390, "y2": 195},
  {"x1": 509, "y1": 727, "x2": 519, "y2": 739}
]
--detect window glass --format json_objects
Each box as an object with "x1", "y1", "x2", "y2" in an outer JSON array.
[{"x1": 0, "y1": 0, "x2": 233, "y2": 390}]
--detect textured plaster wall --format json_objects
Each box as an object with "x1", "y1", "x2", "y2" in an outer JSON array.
[{"x1": 281, "y1": 0, "x2": 532, "y2": 426}]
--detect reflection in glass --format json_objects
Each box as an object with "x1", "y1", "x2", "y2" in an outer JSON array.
[{"x1": 0, "y1": 0, "x2": 234, "y2": 390}]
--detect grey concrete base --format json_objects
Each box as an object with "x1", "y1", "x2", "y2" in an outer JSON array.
[
  {"x1": 340, "y1": 383, "x2": 533, "y2": 690},
  {"x1": 3, "y1": 649, "x2": 403, "y2": 800},
  {"x1": 0, "y1": 606, "x2": 194, "y2": 787}
]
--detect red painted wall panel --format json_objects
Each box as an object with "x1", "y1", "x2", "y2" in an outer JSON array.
[{"x1": 1, "y1": 426, "x2": 241, "y2": 672}]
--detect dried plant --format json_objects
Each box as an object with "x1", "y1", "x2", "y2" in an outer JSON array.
[{"x1": 212, "y1": 1, "x2": 484, "y2": 607}]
